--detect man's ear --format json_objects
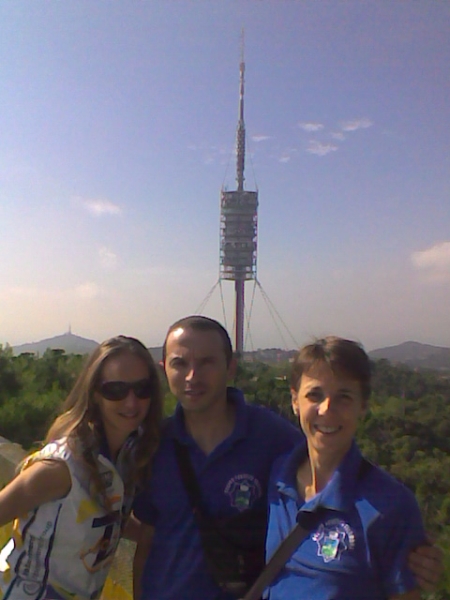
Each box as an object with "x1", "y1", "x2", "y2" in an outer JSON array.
[
  {"x1": 227, "y1": 356, "x2": 238, "y2": 381},
  {"x1": 158, "y1": 360, "x2": 166, "y2": 375},
  {"x1": 291, "y1": 388, "x2": 299, "y2": 416}
]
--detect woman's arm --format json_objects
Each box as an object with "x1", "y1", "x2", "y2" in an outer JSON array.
[
  {"x1": 0, "y1": 459, "x2": 71, "y2": 526},
  {"x1": 133, "y1": 521, "x2": 154, "y2": 600}
]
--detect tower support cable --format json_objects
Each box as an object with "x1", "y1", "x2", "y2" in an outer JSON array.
[
  {"x1": 256, "y1": 280, "x2": 300, "y2": 350},
  {"x1": 218, "y1": 280, "x2": 228, "y2": 332},
  {"x1": 244, "y1": 280, "x2": 258, "y2": 351},
  {"x1": 194, "y1": 280, "x2": 220, "y2": 315}
]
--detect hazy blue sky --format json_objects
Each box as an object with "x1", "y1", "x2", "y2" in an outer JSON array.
[{"x1": 1, "y1": 1, "x2": 449, "y2": 351}]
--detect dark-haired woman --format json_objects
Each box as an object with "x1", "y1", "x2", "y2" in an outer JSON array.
[
  {"x1": 0, "y1": 335, "x2": 162, "y2": 600},
  {"x1": 265, "y1": 337, "x2": 425, "y2": 600}
]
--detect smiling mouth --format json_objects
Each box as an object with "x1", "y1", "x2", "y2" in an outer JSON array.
[
  {"x1": 314, "y1": 425, "x2": 342, "y2": 434},
  {"x1": 184, "y1": 389, "x2": 205, "y2": 396}
]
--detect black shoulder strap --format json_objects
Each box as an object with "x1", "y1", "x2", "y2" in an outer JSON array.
[
  {"x1": 242, "y1": 520, "x2": 311, "y2": 600},
  {"x1": 173, "y1": 439, "x2": 204, "y2": 516},
  {"x1": 358, "y1": 457, "x2": 374, "y2": 480}
]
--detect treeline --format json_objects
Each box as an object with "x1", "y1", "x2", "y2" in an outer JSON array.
[
  {"x1": 0, "y1": 346, "x2": 85, "y2": 448},
  {"x1": 0, "y1": 345, "x2": 449, "y2": 596}
]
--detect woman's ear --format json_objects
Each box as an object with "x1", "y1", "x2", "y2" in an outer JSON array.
[{"x1": 360, "y1": 400, "x2": 368, "y2": 418}]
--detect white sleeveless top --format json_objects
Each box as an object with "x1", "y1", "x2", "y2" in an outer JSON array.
[{"x1": 0, "y1": 435, "x2": 136, "y2": 600}]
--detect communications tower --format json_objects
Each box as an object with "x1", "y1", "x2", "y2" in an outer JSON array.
[{"x1": 219, "y1": 39, "x2": 258, "y2": 355}]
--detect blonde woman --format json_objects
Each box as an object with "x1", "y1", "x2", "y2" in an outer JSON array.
[{"x1": 0, "y1": 335, "x2": 162, "y2": 600}]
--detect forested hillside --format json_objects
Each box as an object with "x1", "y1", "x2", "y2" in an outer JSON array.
[{"x1": 0, "y1": 345, "x2": 448, "y2": 596}]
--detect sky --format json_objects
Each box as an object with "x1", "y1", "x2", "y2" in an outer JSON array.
[{"x1": 1, "y1": 1, "x2": 449, "y2": 352}]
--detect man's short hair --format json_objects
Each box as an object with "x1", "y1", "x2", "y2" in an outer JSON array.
[{"x1": 163, "y1": 315, "x2": 233, "y2": 366}]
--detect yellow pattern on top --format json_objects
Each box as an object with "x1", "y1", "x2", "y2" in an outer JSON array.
[{"x1": 76, "y1": 498, "x2": 99, "y2": 523}]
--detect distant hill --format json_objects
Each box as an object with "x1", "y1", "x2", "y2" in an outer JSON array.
[
  {"x1": 13, "y1": 332, "x2": 164, "y2": 362},
  {"x1": 13, "y1": 332, "x2": 99, "y2": 356},
  {"x1": 12, "y1": 334, "x2": 449, "y2": 371},
  {"x1": 369, "y1": 341, "x2": 450, "y2": 371},
  {"x1": 11, "y1": 333, "x2": 290, "y2": 364},
  {"x1": 243, "y1": 348, "x2": 297, "y2": 363}
]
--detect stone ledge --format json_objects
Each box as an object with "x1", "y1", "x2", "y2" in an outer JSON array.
[{"x1": 0, "y1": 439, "x2": 27, "y2": 486}]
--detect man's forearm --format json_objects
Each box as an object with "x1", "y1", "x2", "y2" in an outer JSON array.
[
  {"x1": 124, "y1": 513, "x2": 142, "y2": 542},
  {"x1": 133, "y1": 546, "x2": 145, "y2": 600},
  {"x1": 132, "y1": 521, "x2": 155, "y2": 600}
]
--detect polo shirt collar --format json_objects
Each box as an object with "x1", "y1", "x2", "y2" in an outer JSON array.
[{"x1": 277, "y1": 440, "x2": 363, "y2": 514}]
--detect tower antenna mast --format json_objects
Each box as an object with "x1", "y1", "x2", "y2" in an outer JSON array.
[{"x1": 236, "y1": 29, "x2": 245, "y2": 192}]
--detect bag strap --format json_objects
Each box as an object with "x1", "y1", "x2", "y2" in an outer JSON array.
[
  {"x1": 242, "y1": 455, "x2": 374, "y2": 600},
  {"x1": 174, "y1": 438, "x2": 374, "y2": 600},
  {"x1": 241, "y1": 520, "x2": 311, "y2": 600},
  {"x1": 173, "y1": 439, "x2": 205, "y2": 517}
]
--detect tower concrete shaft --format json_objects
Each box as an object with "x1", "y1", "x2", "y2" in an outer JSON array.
[
  {"x1": 219, "y1": 32, "x2": 258, "y2": 356},
  {"x1": 235, "y1": 279, "x2": 245, "y2": 356}
]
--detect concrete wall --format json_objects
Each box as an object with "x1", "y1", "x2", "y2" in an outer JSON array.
[{"x1": 0, "y1": 437, "x2": 26, "y2": 487}]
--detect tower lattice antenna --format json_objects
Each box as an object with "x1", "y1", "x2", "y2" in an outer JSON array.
[{"x1": 236, "y1": 29, "x2": 245, "y2": 192}]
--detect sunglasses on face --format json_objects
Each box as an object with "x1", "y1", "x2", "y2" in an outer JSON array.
[{"x1": 97, "y1": 378, "x2": 153, "y2": 402}]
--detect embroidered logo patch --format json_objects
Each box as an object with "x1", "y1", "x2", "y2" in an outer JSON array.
[
  {"x1": 312, "y1": 519, "x2": 355, "y2": 563},
  {"x1": 224, "y1": 474, "x2": 262, "y2": 511}
]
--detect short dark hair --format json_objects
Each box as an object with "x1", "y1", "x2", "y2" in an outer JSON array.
[
  {"x1": 163, "y1": 315, "x2": 233, "y2": 366},
  {"x1": 290, "y1": 336, "x2": 371, "y2": 402}
]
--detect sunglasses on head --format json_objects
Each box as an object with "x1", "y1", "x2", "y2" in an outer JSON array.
[{"x1": 97, "y1": 378, "x2": 153, "y2": 402}]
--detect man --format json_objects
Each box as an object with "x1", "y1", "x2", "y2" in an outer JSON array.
[{"x1": 133, "y1": 316, "x2": 442, "y2": 600}]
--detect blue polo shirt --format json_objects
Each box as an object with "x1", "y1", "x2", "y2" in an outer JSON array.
[
  {"x1": 133, "y1": 387, "x2": 303, "y2": 600},
  {"x1": 265, "y1": 440, "x2": 425, "y2": 599}
]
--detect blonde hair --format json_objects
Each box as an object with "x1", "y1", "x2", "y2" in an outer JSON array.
[{"x1": 45, "y1": 335, "x2": 162, "y2": 498}]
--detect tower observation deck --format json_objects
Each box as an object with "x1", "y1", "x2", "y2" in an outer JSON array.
[{"x1": 219, "y1": 40, "x2": 258, "y2": 355}]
